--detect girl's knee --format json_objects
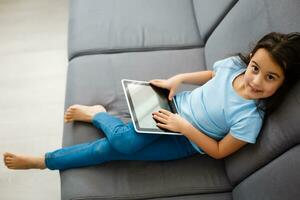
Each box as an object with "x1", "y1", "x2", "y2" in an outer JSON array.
[
  {"x1": 109, "y1": 132, "x2": 139, "y2": 154},
  {"x1": 93, "y1": 139, "x2": 112, "y2": 156},
  {"x1": 108, "y1": 125, "x2": 141, "y2": 154}
]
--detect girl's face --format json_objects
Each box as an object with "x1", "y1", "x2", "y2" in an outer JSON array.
[{"x1": 243, "y1": 48, "x2": 285, "y2": 99}]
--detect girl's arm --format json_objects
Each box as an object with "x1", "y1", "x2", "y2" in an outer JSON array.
[
  {"x1": 150, "y1": 71, "x2": 215, "y2": 100},
  {"x1": 177, "y1": 70, "x2": 215, "y2": 85},
  {"x1": 153, "y1": 109, "x2": 246, "y2": 159},
  {"x1": 181, "y1": 123, "x2": 247, "y2": 159}
]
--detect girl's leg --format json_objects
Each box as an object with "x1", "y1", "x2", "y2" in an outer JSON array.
[
  {"x1": 3, "y1": 152, "x2": 46, "y2": 170},
  {"x1": 3, "y1": 105, "x2": 197, "y2": 170},
  {"x1": 91, "y1": 112, "x2": 162, "y2": 154},
  {"x1": 45, "y1": 134, "x2": 197, "y2": 171},
  {"x1": 64, "y1": 104, "x2": 162, "y2": 154}
]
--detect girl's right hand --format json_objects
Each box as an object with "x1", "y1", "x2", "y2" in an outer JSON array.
[{"x1": 149, "y1": 75, "x2": 183, "y2": 100}]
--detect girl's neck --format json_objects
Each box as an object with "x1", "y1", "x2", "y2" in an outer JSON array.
[{"x1": 232, "y1": 73, "x2": 253, "y2": 100}]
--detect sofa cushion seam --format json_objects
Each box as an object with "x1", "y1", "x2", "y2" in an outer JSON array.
[
  {"x1": 68, "y1": 45, "x2": 202, "y2": 61},
  {"x1": 69, "y1": 185, "x2": 233, "y2": 200}
]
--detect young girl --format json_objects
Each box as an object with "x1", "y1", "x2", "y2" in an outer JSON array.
[{"x1": 3, "y1": 32, "x2": 300, "y2": 170}]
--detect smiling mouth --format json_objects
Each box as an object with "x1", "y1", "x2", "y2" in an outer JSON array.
[{"x1": 249, "y1": 84, "x2": 262, "y2": 93}]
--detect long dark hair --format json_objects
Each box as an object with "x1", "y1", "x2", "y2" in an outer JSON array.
[{"x1": 237, "y1": 32, "x2": 300, "y2": 117}]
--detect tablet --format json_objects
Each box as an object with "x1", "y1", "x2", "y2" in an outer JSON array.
[{"x1": 122, "y1": 79, "x2": 181, "y2": 135}]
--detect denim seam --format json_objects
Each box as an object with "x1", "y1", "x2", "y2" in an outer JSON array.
[{"x1": 52, "y1": 144, "x2": 93, "y2": 158}]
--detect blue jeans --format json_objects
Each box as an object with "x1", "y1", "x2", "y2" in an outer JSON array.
[{"x1": 45, "y1": 112, "x2": 198, "y2": 170}]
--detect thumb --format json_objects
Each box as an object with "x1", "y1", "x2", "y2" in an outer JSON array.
[
  {"x1": 168, "y1": 90, "x2": 174, "y2": 101},
  {"x1": 150, "y1": 80, "x2": 164, "y2": 88},
  {"x1": 150, "y1": 80, "x2": 159, "y2": 86}
]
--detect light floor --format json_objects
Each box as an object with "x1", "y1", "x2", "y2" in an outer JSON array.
[{"x1": 0, "y1": 0, "x2": 68, "y2": 199}]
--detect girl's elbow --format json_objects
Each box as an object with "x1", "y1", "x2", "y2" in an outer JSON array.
[
  {"x1": 210, "y1": 152, "x2": 226, "y2": 160},
  {"x1": 212, "y1": 155, "x2": 224, "y2": 160}
]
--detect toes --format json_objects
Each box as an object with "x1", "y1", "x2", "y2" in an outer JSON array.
[
  {"x1": 4, "y1": 152, "x2": 12, "y2": 156},
  {"x1": 3, "y1": 153, "x2": 14, "y2": 164},
  {"x1": 4, "y1": 159, "x2": 12, "y2": 166},
  {"x1": 65, "y1": 109, "x2": 72, "y2": 114},
  {"x1": 64, "y1": 114, "x2": 72, "y2": 119},
  {"x1": 64, "y1": 109, "x2": 74, "y2": 123},
  {"x1": 5, "y1": 158, "x2": 13, "y2": 162},
  {"x1": 5, "y1": 161, "x2": 12, "y2": 165},
  {"x1": 64, "y1": 117, "x2": 73, "y2": 123},
  {"x1": 65, "y1": 117, "x2": 72, "y2": 120},
  {"x1": 70, "y1": 104, "x2": 80, "y2": 109},
  {"x1": 64, "y1": 113, "x2": 72, "y2": 118},
  {"x1": 66, "y1": 104, "x2": 79, "y2": 113},
  {"x1": 64, "y1": 112, "x2": 72, "y2": 119},
  {"x1": 66, "y1": 112, "x2": 72, "y2": 116},
  {"x1": 4, "y1": 152, "x2": 14, "y2": 158}
]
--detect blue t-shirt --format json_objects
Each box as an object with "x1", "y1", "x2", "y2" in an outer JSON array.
[{"x1": 174, "y1": 56, "x2": 264, "y2": 153}]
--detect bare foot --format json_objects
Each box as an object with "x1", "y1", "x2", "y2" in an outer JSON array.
[
  {"x1": 64, "y1": 104, "x2": 106, "y2": 123},
  {"x1": 3, "y1": 152, "x2": 46, "y2": 170}
]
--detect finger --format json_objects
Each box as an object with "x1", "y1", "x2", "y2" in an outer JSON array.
[
  {"x1": 153, "y1": 114, "x2": 168, "y2": 124},
  {"x1": 150, "y1": 79, "x2": 160, "y2": 82},
  {"x1": 150, "y1": 80, "x2": 165, "y2": 88},
  {"x1": 159, "y1": 109, "x2": 172, "y2": 115},
  {"x1": 153, "y1": 111, "x2": 167, "y2": 118},
  {"x1": 153, "y1": 110, "x2": 164, "y2": 115},
  {"x1": 156, "y1": 123, "x2": 168, "y2": 129},
  {"x1": 149, "y1": 79, "x2": 161, "y2": 85},
  {"x1": 155, "y1": 111, "x2": 169, "y2": 120}
]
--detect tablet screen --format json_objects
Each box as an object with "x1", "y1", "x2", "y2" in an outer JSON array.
[{"x1": 122, "y1": 79, "x2": 178, "y2": 133}]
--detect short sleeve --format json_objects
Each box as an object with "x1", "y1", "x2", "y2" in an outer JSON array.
[
  {"x1": 230, "y1": 117, "x2": 263, "y2": 144},
  {"x1": 212, "y1": 56, "x2": 243, "y2": 74},
  {"x1": 212, "y1": 59, "x2": 223, "y2": 73}
]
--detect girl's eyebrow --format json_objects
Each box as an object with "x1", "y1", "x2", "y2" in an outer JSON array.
[{"x1": 252, "y1": 60, "x2": 281, "y2": 78}]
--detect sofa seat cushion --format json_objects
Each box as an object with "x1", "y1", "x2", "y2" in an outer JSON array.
[
  {"x1": 68, "y1": 0, "x2": 202, "y2": 60},
  {"x1": 61, "y1": 49, "x2": 232, "y2": 199},
  {"x1": 61, "y1": 157, "x2": 232, "y2": 200}
]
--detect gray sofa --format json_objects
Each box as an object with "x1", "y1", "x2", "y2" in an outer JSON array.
[{"x1": 61, "y1": 0, "x2": 300, "y2": 199}]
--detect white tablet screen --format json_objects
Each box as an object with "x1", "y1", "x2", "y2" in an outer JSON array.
[
  {"x1": 122, "y1": 79, "x2": 178, "y2": 133},
  {"x1": 127, "y1": 83, "x2": 170, "y2": 129}
]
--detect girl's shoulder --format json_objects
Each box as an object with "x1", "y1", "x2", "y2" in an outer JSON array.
[{"x1": 213, "y1": 56, "x2": 247, "y2": 73}]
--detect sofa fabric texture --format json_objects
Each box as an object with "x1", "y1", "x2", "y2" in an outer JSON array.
[
  {"x1": 62, "y1": 0, "x2": 300, "y2": 199},
  {"x1": 204, "y1": 0, "x2": 300, "y2": 68},
  {"x1": 233, "y1": 145, "x2": 300, "y2": 200},
  {"x1": 68, "y1": 0, "x2": 202, "y2": 60}
]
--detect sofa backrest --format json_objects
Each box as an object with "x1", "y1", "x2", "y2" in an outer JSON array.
[
  {"x1": 203, "y1": 0, "x2": 300, "y2": 186},
  {"x1": 204, "y1": 0, "x2": 300, "y2": 69},
  {"x1": 192, "y1": 0, "x2": 237, "y2": 43}
]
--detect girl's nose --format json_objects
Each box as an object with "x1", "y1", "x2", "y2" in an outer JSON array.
[{"x1": 252, "y1": 75, "x2": 262, "y2": 88}]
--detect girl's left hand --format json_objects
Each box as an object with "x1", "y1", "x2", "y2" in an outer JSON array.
[{"x1": 152, "y1": 109, "x2": 191, "y2": 133}]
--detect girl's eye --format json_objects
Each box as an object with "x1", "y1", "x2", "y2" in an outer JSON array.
[
  {"x1": 267, "y1": 75, "x2": 275, "y2": 81},
  {"x1": 252, "y1": 66, "x2": 259, "y2": 73}
]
